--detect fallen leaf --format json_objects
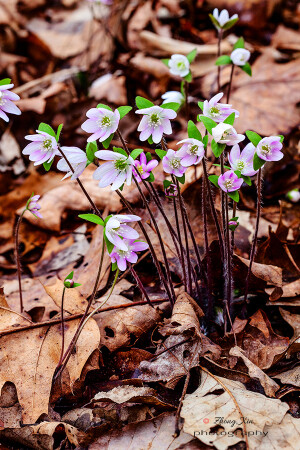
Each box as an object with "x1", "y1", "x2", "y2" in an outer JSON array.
[{"x1": 274, "y1": 366, "x2": 300, "y2": 388}]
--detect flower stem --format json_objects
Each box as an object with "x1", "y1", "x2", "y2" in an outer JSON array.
[
  {"x1": 244, "y1": 168, "x2": 262, "y2": 303},
  {"x1": 217, "y1": 30, "x2": 223, "y2": 91},
  {"x1": 226, "y1": 65, "x2": 235, "y2": 103},
  {"x1": 184, "y1": 81, "x2": 189, "y2": 121},
  {"x1": 202, "y1": 171, "x2": 214, "y2": 322},
  {"x1": 173, "y1": 196, "x2": 187, "y2": 290},
  {"x1": 231, "y1": 201, "x2": 237, "y2": 255},
  {"x1": 130, "y1": 264, "x2": 153, "y2": 307},
  {"x1": 14, "y1": 210, "x2": 26, "y2": 313},
  {"x1": 57, "y1": 287, "x2": 66, "y2": 369}
]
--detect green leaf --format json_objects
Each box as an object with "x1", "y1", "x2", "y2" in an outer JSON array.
[
  {"x1": 163, "y1": 179, "x2": 172, "y2": 189},
  {"x1": 161, "y1": 59, "x2": 170, "y2": 67},
  {"x1": 213, "y1": 163, "x2": 231, "y2": 170},
  {"x1": 279, "y1": 135, "x2": 284, "y2": 143},
  {"x1": 246, "y1": 130, "x2": 262, "y2": 146},
  {"x1": 209, "y1": 13, "x2": 220, "y2": 29},
  {"x1": 160, "y1": 102, "x2": 180, "y2": 111},
  {"x1": 104, "y1": 232, "x2": 114, "y2": 254},
  {"x1": 113, "y1": 146, "x2": 127, "y2": 157},
  {"x1": 231, "y1": 216, "x2": 239, "y2": 221},
  {"x1": 187, "y1": 120, "x2": 202, "y2": 141},
  {"x1": 186, "y1": 48, "x2": 197, "y2": 63},
  {"x1": 130, "y1": 148, "x2": 143, "y2": 160},
  {"x1": 78, "y1": 213, "x2": 104, "y2": 226},
  {"x1": 145, "y1": 152, "x2": 152, "y2": 162},
  {"x1": 253, "y1": 153, "x2": 265, "y2": 171},
  {"x1": 43, "y1": 160, "x2": 54, "y2": 171},
  {"x1": 228, "y1": 191, "x2": 239, "y2": 202},
  {"x1": 0, "y1": 78, "x2": 11, "y2": 86},
  {"x1": 211, "y1": 140, "x2": 226, "y2": 157},
  {"x1": 111, "y1": 262, "x2": 118, "y2": 271},
  {"x1": 73, "y1": 283, "x2": 81, "y2": 287},
  {"x1": 117, "y1": 106, "x2": 132, "y2": 119},
  {"x1": 199, "y1": 115, "x2": 217, "y2": 134},
  {"x1": 38, "y1": 122, "x2": 56, "y2": 138},
  {"x1": 104, "y1": 214, "x2": 113, "y2": 225},
  {"x1": 234, "y1": 170, "x2": 242, "y2": 178},
  {"x1": 208, "y1": 174, "x2": 219, "y2": 189},
  {"x1": 184, "y1": 71, "x2": 192, "y2": 83},
  {"x1": 215, "y1": 55, "x2": 232, "y2": 66},
  {"x1": 222, "y1": 17, "x2": 239, "y2": 30},
  {"x1": 56, "y1": 123, "x2": 63, "y2": 142},
  {"x1": 135, "y1": 96, "x2": 154, "y2": 109},
  {"x1": 233, "y1": 37, "x2": 245, "y2": 50},
  {"x1": 148, "y1": 136, "x2": 154, "y2": 145},
  {"x1": 241, "y1": 62, "x2": 252, "y2": 76},
  {"x1": 97, "y1": 103, "x2": 112, "y2": 111},
  {"x1": 202, "y1": 135, "x2": 208, "y2": 148},
  {"x1": 64, "y1": 271, "x2": 74, "y2": 281},
  {"x1": 86, "y1": 141, "x2": 98, "y2": 163},
  {"x1": 102, "y1": 133, "x2": 113, "y2": 149},
  {"x1": 241, "y1": 175, "x2": 252, "y2": 186},
  {"x1": 155, "y1": 149, "x2": 167, "y2": 160},
  {"x1": 223, "y1": 112, "x2": 235, "y2": 126},
  {"x1": 177, "y1": 174, "x2": 185, "y2": 184},
  {"x1": 198, "y1": 101, "x2": 204, "y2": 111},
  {"x1": 146, "y1": 172, "x2": 155, "y2": 182},
  {"x1": 180, "y1": 81, "x2": 185, "y2": 97}
]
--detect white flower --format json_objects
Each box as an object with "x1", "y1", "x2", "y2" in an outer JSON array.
[
  {"x1": 161, "y1": 91, "x2": 185, "y2": 106},
  {"x1": 287, "y1": 189, "x2": 300, "y2": 203},
  {"x1": 135, "y1": 105, "x2": 176, "y2": 143},
  {"x1": 57, "y1": 147, "x2": 87, "y2": 180},
  {"x1": 0, "y1": 82, "x2": 21, "y2": 122},
  {"x1": 93, "y1": 150, "x2": 134, "y2": 190},
  {"x1": 105, "y1": 214, "x2": 141, "y2": 251},
  {"x1": 212, "y1": 8, "x2": 238, "y2": 29},
  {"x1": 81, "y1": 107, "x2": 120, "y2": 143},
  {"x1": 231, "y1": 48, "x2": 250, "y2": 66},
  {"x1": 168, "y1": 54, "x2": 190, "y2": 77},
  {"x1": 212, "y1": 123, "x2": 245, "y2": 146}
]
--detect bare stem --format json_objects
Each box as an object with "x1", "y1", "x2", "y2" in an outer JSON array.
[
  {"x1": 57, "y1": 287, "x2": 66, "y2": 369},
  {"x1": 226, "y1": 65, "x2": 235, "y2": 103},
  {"x1": 14, "y1": 210, "x2": 26, "y2": 313},
  {"x1": 202, "y1": 173, "x2": 213, "y2": 322},
  {"x1": 217, "y1": 30, "x2": 223, "y2": 91},
  {"x1": 130, "y1": 265, "x2": 153, "y2": 308}
]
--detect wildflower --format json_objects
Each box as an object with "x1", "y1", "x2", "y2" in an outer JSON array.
[
  {"x1": 218, "y1": 170, "x2": 243, "y2": 192},
  {"x1": 168, "y1": 54, "x2": 190, "y2": 77},
  {"x1": 231, "y1": 48, "x2": 250, "y2": 66},
  {"x1": 229, "y1": 220, "x2": 238, "y2": 226},
  {"x1": 161, "y1": 91, "x2": 185, "y2": 106},
  {"x1": 93, "y1": 150, "x2": 134, "y2": 190},
  {"x1": 256, "y1": 136, "x2": 283, "y2": 161},
  {"x1": 228, "y1": 143, "x2": 258, "y2": 176},
  {"x1": 22, "y1": 131, "x2": 58, "y2": 166},
  {"x1": 109, "y1": 239, "x2": 149, "y2": 271},
  {"x1": 176, "y1": 138, "x2": 205, "y2": 167},
  {"x1": 165, "y1": 183, "x2": 178, "y2": 197},
  {"x1": 212, "y1": 123, "x2": 245, "y2": 146},
  {"x1": 0, "y1": 82, "x2": 21, "y2": 122},
  {"x1": 203, "y1": 92, "x2": 239, "y2": 122},
  {"x1": 286, "y1": 189, "x2": 300, "y2": 203},
  {"x1": 81, "y1": 107, "x2": 120, "y2": 143},
  {"x1": 133, "y1": 152, "x2": 158, "y2": 182},
  {"x1": 27, "y1": 195, "x2": 42, "y2": 218},
  {"x1": 162, "y1": 149, "x2": 186, "y2": 177},
  {"x1": 212, "y1": 8, "x2": 238, "y2": 29},
  {"x1": 105, "y1": 214, "x2": 141, "y2": 251},
  {"x1": 57, "y1": 147, "x2": 87, "y2": 180},
  {"x1": 136, "y1": 105, "x2": 176, "y2": 143}
]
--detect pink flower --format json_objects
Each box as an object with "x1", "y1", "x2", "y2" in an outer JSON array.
[
  {"x1": 81, "y1": 107, "x2": 120, "y2": 143},
  {"x1": 27, "y1": 194, "x2": 42, "y2": 218},
  {"x1": 133, "y1": 152, "x2": 158, "y2": 182},
  {"x1": 212, "y1": 123, "x2": 245, "y2": 146},
  {"x1": 228, "y1": 143, "x2": 258, "y2": 176},
  {"x1": 110, "y1": 239, "x2": 149, "y2": 271},
  {"x1": 229, "y1": 220, "x2": 238, "y2": 226},
  {"x1": 57, "y1": 147, "x2": 87, "y2": 180},
  {"x1": 22, "y1": 131, "x2": 58, "y2": 166},
  {"x1": 0, "y1": 82, "x2": 21, "y2": 122},
  {"x1": 203, "y1": 92, "x2": 239, "y2": 122},
  {"x1": 162, "y1": 149, "x2": 186, "y2": 177},
  {"x1": 93, "y1": 150, "x2": 134, "y2": 190},
  {"x1": 256, "y1": 136, "x2": 283, "y2": 162},
  {"x1": 105, "y1": 214, "x2": 141, "y2": 251},
  {"x1": 165, "y1": 183, "x2": 178, "y2": 197},
  {"x1": 136, "y1": 105, "x2": 176, "y2": 143},
  {"x1": 176, "y1": 138, "x2": 204, "y2": 167},
  {"x1": 218, "y1": 170, "x2": 243, "y2": 192}
]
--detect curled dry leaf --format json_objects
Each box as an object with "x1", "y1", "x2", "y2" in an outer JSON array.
[
  {"x1": 181, "y1": 370, "x2": 299, "y2": 450},
  {"x1": 235, "y1": 255, "x2": 282, "y2": 287},
  {"x1": 274, "y1": 366, "x2": 300, "y2": 388},
  {"x1": 266, "y1": 279, "x2": 300, "y2": 301}
]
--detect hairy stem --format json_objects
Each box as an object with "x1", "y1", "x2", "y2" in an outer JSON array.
[
  {"x1": 14, "y1": 210, "x2": 26, "y2": 313},
  {"x1": 226, "y1": 65, "x2": 235, "y2": 103},
  {"x1": 130, "y1": 264, "x2": 153, "y2": 307},
  {"x1": 217, "y1": 30, "x2": 223, "y2": 92},
  {"x1": 202, "y1": 172, "x2": 213, "y2": 322},
  {"x1": 57, "y1": 287, "x2": 66, "y2": 369}
]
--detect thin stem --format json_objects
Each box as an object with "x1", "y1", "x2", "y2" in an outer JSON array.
[
  {"x1": 202, "y1": 172, "x2": 213, "y2": 322},
  {"x1": 130, "y1": 264, "x2": 153, "y2": 308},
  {"x1": 244, "y1": 169, "x2": 262, "y2": 303},
  {"x1": 231, "y1": 202, "x2": 237, "y2": 255},
  {"x1": 184, "y1": 81, "x2": 189, "y2": 121},
  {"x1": 173, "y1": 196, "x2": 187, "y2": 290},
  {"x1": 14, "y1": 210, "x2": 26, "y2": 313},
  {"x1": 226, "y1": 65, "x2": 235, "y2": 103},
  {"x1": 57, "y1": 287, "x2": 66, "y2": 369},
  {"x1": 225, "y1": 193, "x2": 232, "y2": 314},
  {"x1": 220, "y1": 153, "x2": 226, "y2": 237},
  {"x1": 217, "y1": 30, "x2": 223, "y2": 92}
]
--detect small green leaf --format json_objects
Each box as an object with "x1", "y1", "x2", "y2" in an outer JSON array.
[
  {"x1": 198, "y1": 116, "x2": 217, "y2": 134},
  {"x1": 222, "y1": 17, "x2": 239, "y2": 30},
  {"x1": 38, "y1": 122, "x2": 56, "y2": 138},
  {"x1": 135, "y1": 96, "x2": 154, "y2": 109},
  {"x1": 253, "y1": 153, "x2": 265, "y2": 171},
  {"x1": 155, "y1": 149, "x2": 167, "y2": 160},
  {"x1": 234, "y1": 170, "x2": 242, "y2": 178},
  {"x1": 160, "y1": 102, "x2": 180, "y2": 111},
  {"x1": 113, "y1": 146, "x2": 127, "y2": 157},
  {"x1": 213, "y1": 163, "x2": 231, "y2": 170},
  {"x1": 215, "y1": 55, "x2": 232, "y2": 66},
  {"x1": 97, "y1": 103, "x2": 112, "y2": 111},
  {"x1": 180, "y1": 81, "x2": 185, "y2": 97},
  {"x1": 241, "y1": 62, "x2": 252, "y2": 76},
  {"x1": 73, "y1": 282, "x2": 82, "y2": 287},
  {"x1": 223, "y1": 112, "x2": 235, "y2": 126},
  {"x1": 228, "y1": 191, "x2": 239, "y2": 202},
  {"x1": 241, "y1": 175, "x2": 252, "y2": 186},
  {"x1": 233, "y1": 37, "x2": 245, "y2": 50},
  {"x1": 56, "y1": 123, "x2": 63, "y2": 142},
  {"x1": 203, "y1": 135, "x2": 208, "y2": 148},
  {"x1": 43, "y1": 160, "x2": 54, "y2": 171},
  {"x1": 64, "y1": 271, "x2": 74, "y2": 281},
  {"x1": 211, "y1": 140, "x2": 226, "y2": 157},
  {"x1": 177, "y1": 174, "x2": 185, "y2": 184},
  {"x1": 130, "y1": 148, "x2": 143, "y2": 160},
  {"x1": 148, "y1": 136, "x2": 154, "y2": 145},
  {"x1": 146, "y1": 172, "x2": 155, "y2": 182},
  {"x1": 111, "y1": 262, "x2": 118, "y2": 271},
  {"x1": 187, "y1": 120, "x2": 202, "y2": 141},
  {"x1": 163, "y1": 179, "x2": 172, "y2": 189},
  {"x1": 102, "y1": 133, "x2": 113, "y2": 149},
  {"x1": 198, "y1": 101, "x2": 204, "y2": 111},
  {"x1": 161, "y1": 59, "x2": 170, "y2": 67},
  {"x1": 208, "y1": 175, "x2": 219, "y2": 188},
  {"x1": 279, "y1": 135, "x2": 284, "y2": 143},
  {"x1": 145, "y1": 152, "x2": 152, "y2": 163},
  {"x1": 117, "y1": 105, "x2": 132, "y2": 119},
  {"x1": 232, "y1": 217, "x2": 239, "y2": 221},
  {"x1": 246, "y1": 130, "x2": 262, "y2": 146},
  {"x1": 184, "y1": 71, "x2": 192, "y2": 83},
  {"x1": 186, "y1": 48, "x2": 197, "y2": 63},
  {"x1": 78, "y1": 213, "x2": 104, "y2": 226},
  {"x1": 209, "y1": 13, "x2": 220, "y2": 29},
  {"x1": 86, "y1": 141, "x2": 98, "y2": 162},
  {"x1": 0, "y1": 78, "x2": 11, "y2": 86}
]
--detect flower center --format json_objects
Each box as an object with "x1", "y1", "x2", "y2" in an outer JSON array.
[
  {"x1": 117, "y1": 245, "x2": 132, "y2": 258},
  {"x1": 149, "y1": 113, "x2": 162, "y2": 127},
  {"x1": 224, "y1": 180, "x2": 233, "y2": 189},
  {"x1": 236, "y1": 160, "x2": 245, "y2": 170},
  {"x1": 261, "y1": 144, "x2": 271, "y2": 155},
  {"x1": 177, "y1": 62, "x2": 186, "y2": 70},
  {"x1": 188, "y1": 144, "x2": 199, "y2": 155},
  {"x1": 209, "y1": 106, "x2": 220, "y2": 117},
  {"x1": 42, "y1": 138, "x2": 53, "y2": 153},
  {"x1": 137, "y1": 164, "x2": 144, "y2": 174},
  {"x1": 114, "y1": 159, "x2": 128, "y2": 171},
  {"x1": 170, "y1": 157, "x2": 181, "y2": 169},
  {"x1": 100, "y1": 115, "x2": 113, "y2": 128},
  {"x1": 0, "y1": 92, "x2": 5, "y2": 106}
]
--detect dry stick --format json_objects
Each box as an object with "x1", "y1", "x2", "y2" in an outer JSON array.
[
  {"x1": 174, "y1": 362, "x2": 192, "y2": 437},
  {"x1": 14, "y1": 210, "x2": 26, "y2": 313},
  {"x1": 199, "y1": 365, "x2": 249, "y2": 450},
  {"x1": 115, "y1": 189, "x2": 173, "y2": 304},
  {"x1": 57, "y1": 287, "x2": 66, "y2": 369},
  {"x1": 244, "y1": 168, "x2": 262, "y2": 304},
  {"x1": 130, "y1": 264, "x2": 153, "y2": 308}
]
